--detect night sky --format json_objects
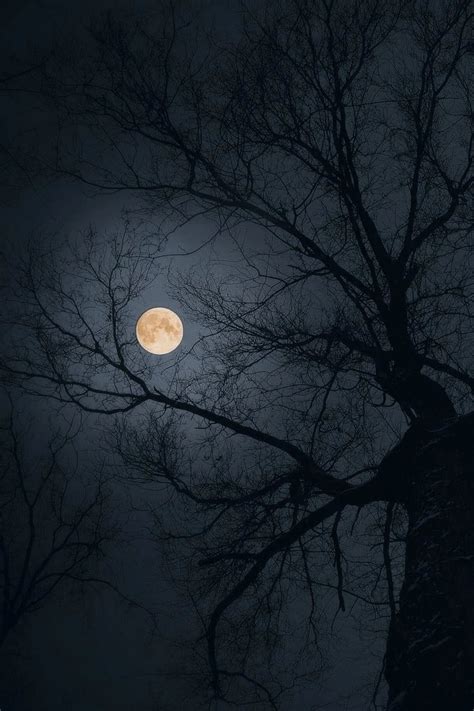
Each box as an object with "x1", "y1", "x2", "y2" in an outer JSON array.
[{"x1": 3, "y1": 1, "x2": 467, "y2": 709}]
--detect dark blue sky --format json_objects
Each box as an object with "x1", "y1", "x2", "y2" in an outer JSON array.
[{"x1": 0, "y1": 3, "x2": 386, "y2": 709}]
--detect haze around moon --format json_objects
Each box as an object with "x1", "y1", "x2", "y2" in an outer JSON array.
[{"x1": 136, "y1": 307, "x2": 184, "y2": 355}]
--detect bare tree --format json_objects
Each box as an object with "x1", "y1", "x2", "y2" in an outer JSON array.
[
  {"x1": 0, "y1": 389, "x2": 126, "y2": 650},
  {"x1": 3, "y1": 0, "x2": 474, "y2": 708}
]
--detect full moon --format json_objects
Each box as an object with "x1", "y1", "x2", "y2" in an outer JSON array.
[{"x1": 136, "y1": 307, "x2": 184, "y2": 355}]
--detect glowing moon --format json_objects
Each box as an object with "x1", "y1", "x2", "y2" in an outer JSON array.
[{"x1": 136, "y1": 307, "x2": 183, "y2": 355}]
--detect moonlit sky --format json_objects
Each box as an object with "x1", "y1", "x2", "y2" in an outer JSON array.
[{"x1": 1, "y1": 3, "x2": 385, "y2": 709}]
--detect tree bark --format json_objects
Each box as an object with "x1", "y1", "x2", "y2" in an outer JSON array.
[{"x1": 385, "y1": 413, "x2": 474, "y2": 710}]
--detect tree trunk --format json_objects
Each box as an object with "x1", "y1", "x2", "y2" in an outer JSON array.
[{"x1": 385, "y1": 414, "x2": 474, "y2": 710}]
